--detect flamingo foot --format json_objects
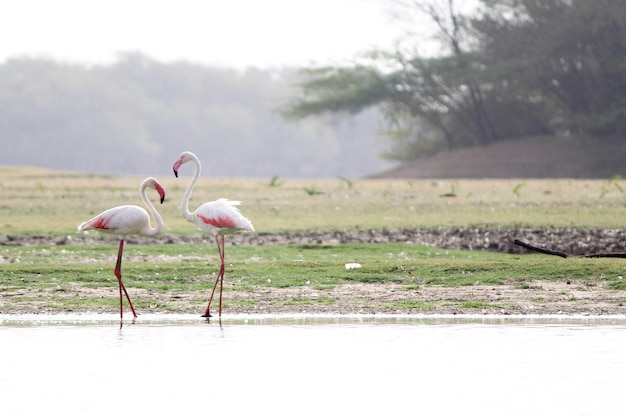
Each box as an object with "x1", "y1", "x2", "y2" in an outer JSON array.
[{"x1": 201, "y1": 311, "x2": 213, "y2": 318}]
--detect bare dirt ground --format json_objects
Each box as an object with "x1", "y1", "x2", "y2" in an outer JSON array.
[
  {"x1": 5, "y1": 270, "x2": 624, "y2": 316},
  {"x1": 242, "y1": 279, "x2": 626, "y2": 316}
]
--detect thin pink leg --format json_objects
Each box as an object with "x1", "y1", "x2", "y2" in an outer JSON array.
[
  {"x1": 113, "y1": 239, "x2": 138, "y2": 319},
  {"x1": 202, "y1": 234, "x2": 226, "y2": 318},
  {"x1": 202, "y1": 273, "x2": 220, "y2": 317},
  {"x1": 218, "y1": 235, "x2": 225, "y2": 317}
]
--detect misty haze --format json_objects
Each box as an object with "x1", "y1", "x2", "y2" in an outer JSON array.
[{"x1": 0, "y1": 54, "x2": 394, "y2": 179}]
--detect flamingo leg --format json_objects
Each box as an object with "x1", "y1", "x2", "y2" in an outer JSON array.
[
  {"x1": 202, "y1": 234, "x2": 226, "y2": 318},
  {"x1": 202, "y1": 272, "x2": 220, "y2": 318},
  {"x1": 113, "y1": 239, "x2": 138, "y2": 319},
  {"x1": 218, "y1": 235, "x2": 225, "y2": 317}
]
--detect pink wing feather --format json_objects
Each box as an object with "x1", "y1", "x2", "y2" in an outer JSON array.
[{"x1": 192, "y1": 198, "x2": 254, "y2": 235}]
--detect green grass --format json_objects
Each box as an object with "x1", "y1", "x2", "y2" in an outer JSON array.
[{"x1": 2, "y1": 242, "x2": 626, "y2": 313}]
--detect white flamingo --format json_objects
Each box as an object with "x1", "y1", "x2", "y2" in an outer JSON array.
[
  {"x1": 172, "y1": 151, "x2": 254, "y2": 318},
  {"x1": 77, "y1": 177, "x2": 166, "y2": 319}
]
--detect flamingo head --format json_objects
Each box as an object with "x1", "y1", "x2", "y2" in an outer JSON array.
[
  {"x1": 146, "y1": 177, "x2": 166, "y2": 204},
  {"x1": 172, "y1": 151, "x2": 197, "y2": 178}
]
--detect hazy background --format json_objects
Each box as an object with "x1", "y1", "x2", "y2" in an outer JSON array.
[
  {"x1": 0, "y1": 57, "x2": 393, "y2": 178},
  {"x1": 0, "y1": 0, "x2": 422, "y2": 178}
]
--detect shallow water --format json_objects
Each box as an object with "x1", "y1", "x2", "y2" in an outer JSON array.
[{"x1": 1, "y1": 314, "x2": 625, "y2": 417}]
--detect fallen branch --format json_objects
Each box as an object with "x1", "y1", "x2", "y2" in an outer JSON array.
[
  {"x1": 513, "y1": 239, "x2": 569, "y2": 258},
  {"x1": 513, "y1": 239, "x2": 626, "y2": 258}
]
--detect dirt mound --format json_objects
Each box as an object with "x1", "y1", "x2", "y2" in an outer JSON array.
[
  {"x1": 371, "y1": 136, "x2": 626, "y2": 179},
  {"x1": 4, "y1": 227, "x2": 626, "y2": 257}
]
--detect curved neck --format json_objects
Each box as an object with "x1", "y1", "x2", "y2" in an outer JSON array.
[
  {"x1": 181, "y1": 154, "x2": 201, "y2": 222},
  {"x1": 140, "y1": 180, "x2": 164, "y2": 236}
]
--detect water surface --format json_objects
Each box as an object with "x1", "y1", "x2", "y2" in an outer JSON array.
[{"x1": 1, "y1": 314, "x2": 624, "y2": 416}]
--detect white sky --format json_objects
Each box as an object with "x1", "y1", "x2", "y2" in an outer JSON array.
[{"x1": 0, "y1": 0, "x2": 412, "y2": 69}]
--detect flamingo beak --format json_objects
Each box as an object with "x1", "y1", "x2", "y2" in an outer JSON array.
[
  {"x1": 155, "y1": 183, "x2": 166, "y2": 204},
  {"x1": 173, "y1": 160, "x2": 182, "y2": 178}
]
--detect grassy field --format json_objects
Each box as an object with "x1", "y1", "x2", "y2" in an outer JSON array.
[
  {"x1": 2, "y1": 166, "x2": 626, "y2": 235},
  {"x1": 1, "y1": 166, "x2": 626, "y2": 316}
]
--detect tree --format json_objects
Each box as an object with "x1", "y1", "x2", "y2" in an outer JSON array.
[
  {"x1": 281, "y1": 0, "x2": 530, "y2": 160},
  {"x1": 475, "y1": 0, "x2": 626, "y2": 139},
  {"x1": 283, "y1": 0, "x2": 626, "y2": 161}
]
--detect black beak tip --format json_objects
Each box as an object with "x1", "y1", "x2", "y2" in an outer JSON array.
[{"x1": 173, "y1": 168, "x2": 178, "y2": 178}]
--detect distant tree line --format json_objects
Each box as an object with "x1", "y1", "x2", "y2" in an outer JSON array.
[
  {"x1": 0, "y1": 53, "x2": 389, "y2": 178},
  {"x1": 282, "y1": 0, "x2": 626, "y2": 161}
]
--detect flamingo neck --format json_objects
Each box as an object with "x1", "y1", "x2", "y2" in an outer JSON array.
[
  {"x1": 140, "y1": 179, "x2": 164, "y2": 236},
  {"x1": 181, "y1": 154, "x2": 201, "y2": 223}
]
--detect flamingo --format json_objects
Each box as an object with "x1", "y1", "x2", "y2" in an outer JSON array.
[
  {"x1": 77, "y1": 177, "x2": 166, "y2": 319},
  {"x1": 172, "y1": 151, "x2": 254, "y2": 318}
]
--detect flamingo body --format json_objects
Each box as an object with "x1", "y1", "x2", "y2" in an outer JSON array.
[
  {"x1": 78, "y1": 205, "x2": 157, "y2": 236},
  {"x1": 191, "y1": 198, "x2": 254, "y2": 236},
  {"x1": 78, "y1": 177, "x2": 166, "y2": 319},
  {"x1": 173, "y1": 151, "x2": 254, "y2": 318}
]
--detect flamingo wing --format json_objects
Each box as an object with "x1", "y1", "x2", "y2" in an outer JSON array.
[
  {"x1": 78, "y1": 205, "x2": 151, "y2": 235},
  {"x1": 193, "y1": 198, "x2": 254, "y2": 235}
]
